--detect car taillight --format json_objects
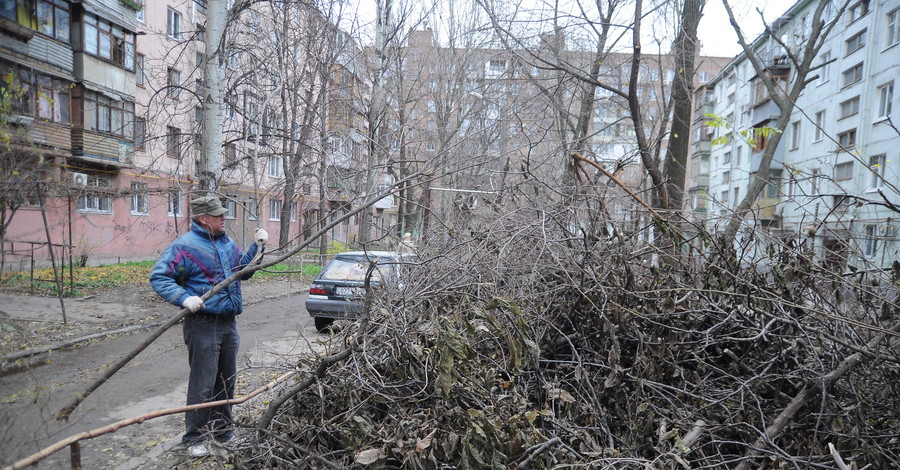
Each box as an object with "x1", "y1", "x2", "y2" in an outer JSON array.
[{"x1": 309, "y1": 284, "x2": 327, "y2": 295}]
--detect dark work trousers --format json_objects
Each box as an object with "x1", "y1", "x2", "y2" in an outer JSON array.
[{"x1": 182, "y1": 314, "x2": 239, "y2": 445}]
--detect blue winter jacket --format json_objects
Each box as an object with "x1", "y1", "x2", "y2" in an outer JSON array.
[{"x1": 150, "y1": 221, "x2": 261, "y2": 316}]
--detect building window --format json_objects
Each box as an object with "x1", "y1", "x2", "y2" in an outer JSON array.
[
  {"x1": 167, "y1": 8, "x2": 181, "y2": 39},
  {"x1": 167, "y1": 68, "x2": 181, "y2": 98},
  {"x1": 837, "y1": 129, "x2": 857, "y2": 149},
  {"x1": 835, "y1": 162, "x2": 854, "y2": 180},
  {"x1": 722, "y1": 170, "x2": 730, "y2": 184},
  {"x1": 848, "y1": 0, "x2": 870, "y2": 24},
  {"x1": 763, "y1": 169, "x2": 782, "y2": 199},
  {"x1": 817, "y1": 51, "x2": 831, "y2": 84},
  {"x1": 131, "y1": 182, "x2": 148, "y2": 214},
  {"x1": 290, "y1": 202, "x2": 297, "y2": 222},
  {"x1": 887, "y1": 8, "x2": 899, "y2": 48},
  {"x1": 845, "y1": 29, "x2": 867, "y2": 56},
  {"x1": 723, "y1": 151, "x2": 731, "y2": 164},
  {"x1": 269, "y1": 199, "x2": 282, "y2": 221},
  {"x1": 839, "y1": 96, "x2": 860, "y2": 118},
  {"x1": 0, "y1": 0, "x2": 73, "y2": 43},
  {"x1": 82, "y1": 14, "x2": 134, "y2": 70},
  {"x1": 224, "y1": 144, "x2": 237, "y2": 167},
  {"x1": 814, "y1": 110, "x2": 825, "y2": 141},
  {"x1": 842, "y1": 63, "x2": 863, "y2": 87},
  {"x1": 877, "y1": 82, "x2": 894, "y2": 119},
  {"x1": 863, "y1": 224, "x2": 878, "y2": 258},
  {"x1": 735, "y1": 146, "x2": 743, "y2": 166},
  {"x1": 76, "y1": 175, "x2": 113, "y2": 213},
  {"x1": 267, "y1": 155, "x2": 283, "y2": 178},
  {"x1": 699, "y1": 71, "x2": 709, "y2": 83},
  {"x1": 224, "y1": 199, "x2": 236, "y2": 219},
  {"x1": 166, "y1": 126, "x2": 182, "y2": 157},
  {"x1": 134, "y1": 116, "x2": 145, "y2": 150},
  {"x1": 168, "y1": 190, "x2": 183, "y2": 216},
  {"x1": 790, "y1": 121, "x2": 800, "y2": 149},
  {"x1": 80, "y1": 90, "x2": 134, "y2": 138},
  {"x1": 3, "y1": 68, "x2": 72, "y2": 124},
  {"x1": 811, "y1": 169, "x2": 821, "y2": 194},
  {"x1": 135, "y1": 5, "x2": 143, "y2": 23},
  {"x1": 135, "y1": 54, "x2": 144, "y2": 86},
  {"x1": 869, "y1": 154, "x2": 886, "y2": 189}
]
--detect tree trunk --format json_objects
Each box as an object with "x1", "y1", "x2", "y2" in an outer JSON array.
[{"x1": 663, "y1": 0, "x2": 705, "y2": 213}]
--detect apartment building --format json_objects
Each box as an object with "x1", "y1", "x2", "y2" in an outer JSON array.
[
  {"x1": 397, "y1": 28, "x2": 728, "y2": 236},
  {"x1": 693, "y1": 0, "x2": 899, "y2": 268},
  {"x1": 2, "y1": 0, "x2": 382, "y2": 268}
]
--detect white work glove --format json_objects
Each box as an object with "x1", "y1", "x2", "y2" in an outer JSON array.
[
  {"x1": 255, "y1": 228, "x2": 269, "y2": 244},
  {"x1": 182, "y1": 295, "x2": 204, "y2": 313}
]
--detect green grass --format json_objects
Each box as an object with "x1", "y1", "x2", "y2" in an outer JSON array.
[{"x1": 0, "y1": 259, "x2": 322, "y2": 297}]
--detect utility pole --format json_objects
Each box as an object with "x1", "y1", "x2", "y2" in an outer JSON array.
[
  {"x1": 199, "y1": 0, "x2": 228, "y2": 191},
  {"x1": 359, "y1": 0, "x2": 390, "y2": 244}
]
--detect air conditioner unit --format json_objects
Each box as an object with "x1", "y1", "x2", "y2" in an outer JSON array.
[{"x1": 72, "y1": 172, "x2": 88, "y2": 187}]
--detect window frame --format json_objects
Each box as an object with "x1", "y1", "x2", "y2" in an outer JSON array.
[
  {"x1": 135, "y1": 53, "x2": 144, "y2": 86},
  {"x1": 834, "y1": 161, "x2": 854, "y2": 181},
  {"x1": 842, "y1": 62, "x2": 864, "y2": 88},
  {"x1": 887, "y1": 8, "x2": 899, "y2": 48},
  {"x1": 130, "y1": 181, "x2": 148, "y2": 215},
  {"x1": 166, "y1": 8, "x2": 181, "y2": 39},
  {"x1": 845, "y1": 29, "x2": 867, "y2": 56},
  {"x1": 814, "y1": 110, "x2": 825, "y2": 141},
  {"x1": 876, "y1": 82, "x2": 894, "y2": 119},
  {"x1": 839, "y1": 96, "x2": 860, "y2": 119},
  {"x1": 167, "y1": 189, "x2": 183, "y2": 217},
  {"x1": 267, "y1": 155, "x2": 283, "y2": 178},
  {"x1": 863, "y1": 224, "x2": 878, "y2": 258},
  {"x1": 76, "y1": 175, "x2": 113, "y2": 214},
  {"x1": 790, "y1": 121, "x2": 801, "y2": 149},
  {"x1": 166, "y1": 126, "x2": 182, "y2": 158},
  {"x1": 869, "y1": 154, "x2": 886, "y2": 190},
  {"x1": 269, "y1": 199, "x2": 282, "y2": 221},
  {"x1": 166, "y1": 67, "x2": 181, "y2": 99},
  {"x1": 837, "y1": 129, "x2": 857, "y2": 149}
]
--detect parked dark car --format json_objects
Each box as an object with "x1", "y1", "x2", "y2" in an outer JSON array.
[{"x1": 305, "y1": 251, "x2": 411, "y2": 332}]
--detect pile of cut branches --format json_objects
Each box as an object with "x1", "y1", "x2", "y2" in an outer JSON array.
[{"x1": 236, "y1": 205, "x2": 899, "y2": 469}]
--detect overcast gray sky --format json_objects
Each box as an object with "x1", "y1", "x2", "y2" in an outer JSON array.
[{"x1": 698, "y1": 0, "x2": 781, "y2": 58}]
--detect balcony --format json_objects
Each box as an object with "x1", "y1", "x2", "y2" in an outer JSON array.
[
  {"x1": 70, "y1": 128, "x2": 133, "y2": 168},
  {"x1": 750, "y1": 197, "x2": 781, "y2": 220}
]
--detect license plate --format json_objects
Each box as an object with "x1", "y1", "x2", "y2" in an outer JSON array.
[{"x1": 335, "y1": 287, "x2": 365, "y2": 298}]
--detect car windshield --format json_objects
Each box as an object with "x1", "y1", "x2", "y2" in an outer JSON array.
[{"x1": 320, "y1": 256, "x2": 396, "y2": 282}]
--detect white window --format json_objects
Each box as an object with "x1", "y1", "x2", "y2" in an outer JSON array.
[
  {"x1": 699, "y1": 71, "x2": 709, "y2": 83},
  {"x1": 131, "y1": 181, "x2": 148, "y2": 214},
  {"x1": 887, "y1": 8, "x2": 899, "y2": 48},
  {"x1": 168, "y1": 190, "x2": 183, "y2": 216},
  {"x1": 838, "y1": 129, "x2": 857, "y2": 148},
  {"x1": 135, "y1": 6, "x2": 143, "y2": 23},
  {"x1": 863, "y1": 224, "x2": 878, "y2": 257},
  {"x1": 224, "y1": 199, "x2": 236, "y2": 219},
  {"x1": 735, "y1": 146, "x2": 743, "y2": 166},
  {"x1": 869, "y1": 154, "x2": 886, "y2": 189},
  {"x1": 835, "y1": 162, "x2": 854, "y2": 180},
  {"x1": 848, "y1": 0, "x2": 870, "y2": 24},
  {"x1": 845, "y1": 29, "x2": 867, "y2": 56},
  {"x1": 722, "y1": 170, "x2": 731, "y2": 184},
  {"x1": 839, "y1": 96, "x2": 860, "y2": 118},
  {"x1": 842, "y1": 63, "x2": 863, "y2": 87},
  {"x1": 77, "y1": 176, "x2": 113, "y2": 213},
  {"x1": 290, "y1": 202, "x2": 297, "y2": 222},
  {"x1": 723, "y1": 151, "x2": 731, "y2": 164},
  {"x1": 790, "y1": 121, "x2": 800, "y2": 149},
  {"x1": 818, "y1": 51, "x2": 831, "y2": 84},
  {"x1": 811, "y1": 169, "x2": 821, "y2": 194},
  {"x1": 167, "y1": 68, "x2": 181, "y2": 98},
  {"x1": 269, "y1": 199, "x2": 282, "y2": 221},
  {"x1": 267, "y1": 155, "x2": 283, "y2": 178},
  {"x1": 814, "y1": 111, "x2": 825, "y2": 141},
  {"x1": 167, "y1": 8, "x2": 181, "y2": 39},
  {"x1": 877, "y1": 82, "x2": 894, "y2": 119}
]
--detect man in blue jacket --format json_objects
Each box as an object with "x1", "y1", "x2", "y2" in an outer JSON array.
[{"x1": 150, "y1": 194, "x2": 268, "y2": 458}]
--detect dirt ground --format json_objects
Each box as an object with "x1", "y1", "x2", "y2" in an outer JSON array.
[{"x1": 0, "y1": 276, "x2": 323, "y2": 470}]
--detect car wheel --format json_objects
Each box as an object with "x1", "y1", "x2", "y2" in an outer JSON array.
[{"x1": 314, "y1": 317, "x2": 335, "y2": 332}]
